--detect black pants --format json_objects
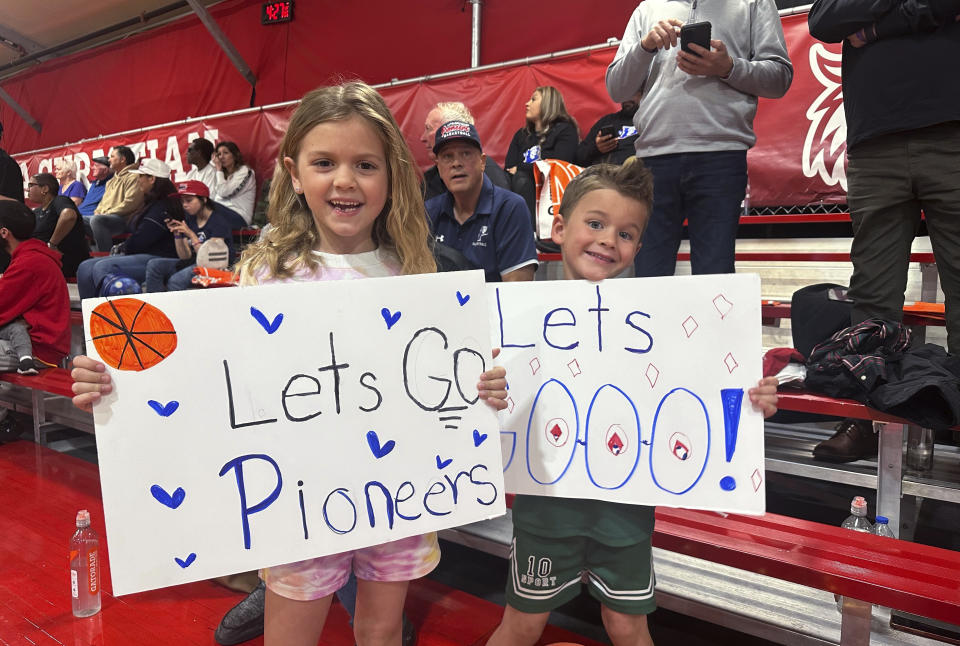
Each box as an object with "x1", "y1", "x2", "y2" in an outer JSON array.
[{"x1": 847, "y1": 121, "x2": 960, "y2": 353}]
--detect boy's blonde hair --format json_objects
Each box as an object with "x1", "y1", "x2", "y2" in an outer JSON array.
[
  {"x1": 558, "y1": 157, "x2": 654, "y2": 228},
  {"x1": 238, "y1": 82, "x2": 436, "y2": 280}
]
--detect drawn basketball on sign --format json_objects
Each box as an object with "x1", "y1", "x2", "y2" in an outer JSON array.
[
  {"x1": 649, "y1": 388, "x2": 710, "y2": 495},
  {"x1": 89, "y1": 298, "x2": 178, "y2": 371},
  {"x1": 584, "y1": 384, "x2": 641, "y2": 490},
  {"x1": 525, "y1": 379, "x2": 578, "y2": 485}
]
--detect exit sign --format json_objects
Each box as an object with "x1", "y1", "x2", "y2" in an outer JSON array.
[{"x1": 262, "y1": 1, "x2": 294, "y2": 24}]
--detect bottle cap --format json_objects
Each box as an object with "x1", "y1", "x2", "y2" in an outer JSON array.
[
  {"x1": 76, "y1": 509, "x2": 91, "y2": 527},
  {"x1": 851, "y1": 496, "x2": 867, "y2": 514},
  {"x1": 876, "y1": 515, "x2": 888, "y2": 524}
]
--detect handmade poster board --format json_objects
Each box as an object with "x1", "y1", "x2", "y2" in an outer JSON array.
[
  {"x1": 491, "y1": 274, "x2": 766, "y2": 514},
  {"x1": 83, "y1": 270, "x2": 504, "y2": 596}
]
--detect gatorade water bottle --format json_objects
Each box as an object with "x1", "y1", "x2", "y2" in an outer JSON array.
[{"x1": 70, "y1": 509, "x2": 101, "y2": 617}]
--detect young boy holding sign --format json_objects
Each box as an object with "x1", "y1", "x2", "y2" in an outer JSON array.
[{"x1": 486, "y1": 158, "x2": 779, "y2": 646}]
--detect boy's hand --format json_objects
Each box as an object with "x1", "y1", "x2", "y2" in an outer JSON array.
[
  {"x1": 478, "y1": 348, "x2": 508, "y2": 410},
  {"x1": 71, "y1": 355, "x2": 113, "y2": 412},
  {"x1": 748, "y1": 376, "x2": 779, "y2": 418}
]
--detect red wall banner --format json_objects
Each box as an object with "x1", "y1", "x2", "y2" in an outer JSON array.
[
  {"x1": 0, "y1": 0, "x2": 639, "y2": 155},
  {"x1": 12, "y1": 12, "x2": 847, "y2": 210}
]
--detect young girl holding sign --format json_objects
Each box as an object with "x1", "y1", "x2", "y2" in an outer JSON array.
[{"x1": 71, "y1": 81, "x2": 509, "y2": 646}]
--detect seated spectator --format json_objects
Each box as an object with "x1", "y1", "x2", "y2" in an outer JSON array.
[
  {"x1": 419, "y1": 102, "x2": 512, "y2": 201},
  {"x1": 576, "y1": 90, "x2": 643, "y2": 167},
  {"x1": 212, "y1": 141, "x2": 255, "y2": 228},
  {"x1": 90, "y1": 145, "x2": 144, "y2": 251},
  {"x1": 77, "y1": 156, "x2": 113, "y2": 218},
  {"x1": 27, "y1": 173, "x2": 91, "y2": 278},
  {"x1": 145, "y1": 180, "x2": 235, "y2": 292},
  {"x1": 425, "y1": 121, "x2": 538, "y2": 283},
  {"x1": 76, "y1": 159, "x2": 181, "y2": 299},
  {"x1": 0, "y1": 121, "x2": 24, "y2": 204},
  {"x1": 505, "y1": 86, "x2": 579, "y2": 173},
  {"x1": 184, "y1": 138, "x2": 218, "y2": 195},
  {"x1": 0, "y1": 201, "x2": 70, "y2": 374},
  {"x1": 55, "y1": 159, "x2": 87, "y2": 207},
  {"x1": 505, "y1": 86, "x2": 579, "y2": 218}
]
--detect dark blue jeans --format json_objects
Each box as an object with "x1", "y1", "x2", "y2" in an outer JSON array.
[{"x1": 634, "y1": 150, "x2": 747, "y2": 277}]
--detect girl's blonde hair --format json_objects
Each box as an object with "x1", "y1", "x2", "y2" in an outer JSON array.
[
  {"x1": 525, "y1": 85, "x2": 578, "y2": 138},
  {"x1": 237, "y1": 81, "x2": 436, "y2": 280}
]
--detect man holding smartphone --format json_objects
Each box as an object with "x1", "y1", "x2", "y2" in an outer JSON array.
[
  {"x1": 576, "y1": 91, "x2": 643, "y2": 167},
  {"x1": 606, "y1": 0, "x2": 793, "y2": 278}
]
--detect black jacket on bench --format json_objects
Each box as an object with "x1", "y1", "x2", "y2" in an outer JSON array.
[{"x1": 805, "y1": 319, "x2": 960, "y2": 430}]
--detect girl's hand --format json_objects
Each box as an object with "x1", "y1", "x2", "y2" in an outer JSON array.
[
  {"x1": 748, "y1": 376, "x2": 779, "y2": 419},
  {"x1": 478, "y1": 348, "x2": 508, "y2": 410},
  {"x1": 71, "y1": 355, "x2": 113, "y2": 412}
]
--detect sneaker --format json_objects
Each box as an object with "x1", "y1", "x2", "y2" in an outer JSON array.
[
  {"x1": 17, "y1": 357, "x2": 38, "y2": 375},
  {"x1": 813, "y1": 418, "x2": 878, "y2": 463},
  {"x1": 215, "y1": 581, "x2": 265, "y2": 645}
]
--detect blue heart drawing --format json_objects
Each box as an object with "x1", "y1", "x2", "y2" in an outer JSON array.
[
  {"x1": 151, "y1": 484, "x2": 185, "y2": 509},
  {"x1": 175, "y1": 553, "x2": 197, "y2": 568},
  {"x1": 250, "y1": 307, "x2": 283, "y2": 334},
  {"x1": 436, "y1": 455, "x2": 452, "y2": 470},
  {"x1": 148, "y1": 400, "x2": 179, "y2": 417},
  {"x1": 456, "y1": 291, "x2": 470, "y2": 306},
  {"x1": 366, "y1": 430, "x2": 396, "y2": 459},
  {"x1": 380, "y1": 308, "x2": 401, "y2": 329},
  {"x1": 473, "y1": 429, "x2": 488, "y2": 447}
]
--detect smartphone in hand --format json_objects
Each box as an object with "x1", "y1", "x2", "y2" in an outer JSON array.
[
  {"x1": 680, "y1": 21, "x2": 711, "y2": 54},
  {"x1": 599, "y1": 125, "x2": 618, "y2": 138}
]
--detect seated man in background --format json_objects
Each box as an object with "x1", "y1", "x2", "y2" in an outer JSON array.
[
  {"x1": 184, "y1": 138, "x2": 218, "y2": 195},
  {"x1": 90, "y1": 145, "x2": 144, "y2": 251},
  {"x1": 576, "y1": 91, "x2": 642, "y2": 167},
  {"x1": 425, "y1": 121, "x2": 538, "y2": 282},
  {"x1": 0, "y1": 201, "x2": 70, "y2": 374},
  {"x1": 77, "y1": 156, "x2": 113, "y2": 219},
  {"x1": 419, "y1": 101, "x2": 512, "y2": 201}
]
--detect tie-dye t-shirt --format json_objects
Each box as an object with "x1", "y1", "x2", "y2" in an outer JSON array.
[{"x1": 257, "y1": 247, "x2": 441, "y2": 600}]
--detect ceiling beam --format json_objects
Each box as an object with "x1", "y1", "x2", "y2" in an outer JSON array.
[
  {"x1": 0, "y1": 25, "x2": 44, "y2": 56},
  {"x1": 184, "y1": 0, "x2": 256, "y2": 87},
  {"x1": 0, "y1": 87, "x2": 41, "y2": 133}
]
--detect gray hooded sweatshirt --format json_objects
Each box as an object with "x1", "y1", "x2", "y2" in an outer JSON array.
[{"x1": 606, "y1": 0, "x2": 793, "y2": 158}]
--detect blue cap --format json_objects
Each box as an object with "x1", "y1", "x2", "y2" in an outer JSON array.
[
  {"x1": 875, "y1": 515, "x2": 888, "y2": 524},
  {"x1": 433, "y1": 120, "x2": 482, "y2": 154}
]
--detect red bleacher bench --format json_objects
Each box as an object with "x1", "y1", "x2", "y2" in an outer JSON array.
[
  {"x1": 654, "y1": 507, "x2": 960, "y2": 637},
  {"x1": 0, "y1": 367, "x2": 93, "y2": 442}
]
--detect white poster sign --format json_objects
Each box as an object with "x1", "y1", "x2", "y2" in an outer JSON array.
[
  {"x1": 83, "y1": 270, "x2": 504, "y2": 596},
  {"x1": 491, "y1": 274, "x2": 765, "y2": 514}
]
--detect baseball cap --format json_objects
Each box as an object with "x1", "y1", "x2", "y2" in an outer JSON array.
[
  {"x1": 92, "y1": 156, "x2": 110, "y2": 167},
  {"x1": 175, "y1": 180, "x2": 210, "y2": 198},
  {"x1": 433, "y1": 120, "x2": 483, "y2": 155},
  {"x1": 131, "y1": 157, "x2": 172, "y2": 178}
]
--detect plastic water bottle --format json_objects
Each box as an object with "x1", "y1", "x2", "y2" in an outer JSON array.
[
  {"x1": 874, "y1": 515, "x2": 896, "y2": 539},
  {"x1": 70, "y1": 509, "x2": 101, "y2": 617},
  {"x1": 836, "y1": 496, "x2": 873, "y2": 612}
]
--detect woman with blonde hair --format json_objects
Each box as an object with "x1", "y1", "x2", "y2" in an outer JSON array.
[
  {"x1": 55, "y1": 159, "x2": 87, "y2": 207},
  {"x1": 504, "y1": 85, "x2": 579, "y2": 174}
]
